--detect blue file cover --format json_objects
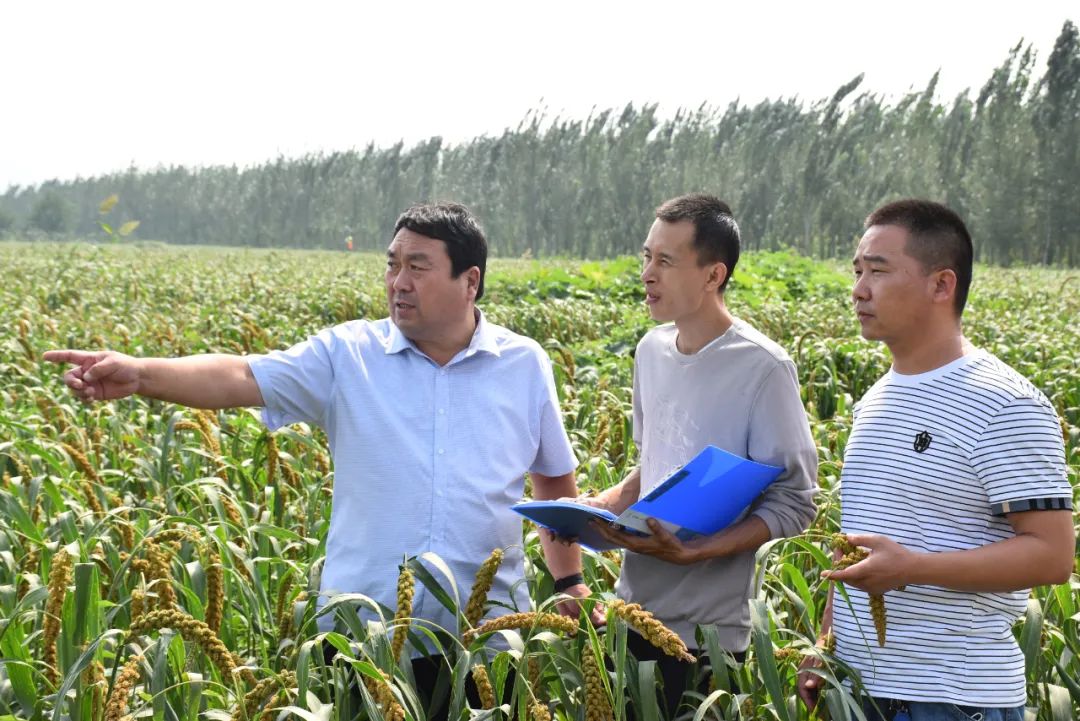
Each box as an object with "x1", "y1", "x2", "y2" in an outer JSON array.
[{"x1": 512, "y1": 446, "x2": 783, "y2": 551}]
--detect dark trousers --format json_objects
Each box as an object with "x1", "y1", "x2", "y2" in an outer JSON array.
[
  {"x1": 411, "y1": 654, "x2": 516, "y2": 721},
  {"x1": 626, "y1": 630, "x2": 745, "y2": 720},
  {"x1": 323, "y1": 644, "x2": 514, "y2": 721}
]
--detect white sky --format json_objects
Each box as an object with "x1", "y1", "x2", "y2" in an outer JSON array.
[{"x1": 2, "y1": 1, "x2": 1076, "y2": 190}]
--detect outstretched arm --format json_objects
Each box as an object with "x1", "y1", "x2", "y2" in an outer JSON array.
[{"x1": 43, "y1": 350, "x2": 263, "y2": 409}]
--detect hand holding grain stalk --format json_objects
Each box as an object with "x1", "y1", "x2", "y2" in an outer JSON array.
[{"x1": 825, "y1": 533, "x2": 888, "y2": 647}]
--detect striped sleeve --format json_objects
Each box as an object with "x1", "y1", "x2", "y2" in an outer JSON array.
[{"x1": 970, "y1": 395, "x2": 1072, "y2": 515}]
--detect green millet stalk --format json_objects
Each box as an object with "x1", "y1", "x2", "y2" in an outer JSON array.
[
  {"x1": 130, "y1": 589, "x2": 147, "y2": 620},
  {"x1": 62, "y1": 441, "x2": 100, "y2": 482},
  {"x1": 530, "y1": 700, "x2": 552, "y2": 721},
  {"x1": 145, "y1": 541, "x2": 176, "y2": 611},
  {"x1": 313, "y1": 450, "x2": 331, "y2": 477},
  {"x1": 231, "y1": 671, "x2": 296, "y2": 721},
  {"x1": 773, "y1": 646, "x2": 802, "y2": 664},
  {"x1": 80, "y1": 649, "x2": 106, "y2": 720},
  {"x1": 129, "y1": 609, "x2": 255, "y2": 685},
  {"x1": 205, "y1": 547, "x2": 224, "y2": 633},
  {"x1": 391, "y1": 564, "x2": 414, "y2": 661},
  {"x1": 831, "y1": 534, "x2": 887, "y2": 647},
  {"x1": 464, "y1": 612, "x2": 577, "y2": 645},
  {"x1": 582, "y1": 642, "x2": 613, "y2": 721},
  {"x1": 43, "y1": 548, "x2": 74, "y2": 686},
  {"x1": 608, "y1": 600, "x2": 694, "y2": 663},
  {"x1": 116, "y1": 511, "x2": 135, "y2": 550},
  {"x1": 471, "y1": 665, "x2": 495, "y2": 710},
  {"x1": 265, "y1": 434, "x2": 279, "y2": 488},
  {"x1": 464, "y1": 548, "x2": 504, "y2": 628},
  {"x1": 528, "y1": 655, "x2": 542, "y2": 697},
  {"x1": 104, "y1": 655, "x2": 143, "y2": 721},
  {"x1": 18, "y1": 544, "x2": 41, "y2": 601}
]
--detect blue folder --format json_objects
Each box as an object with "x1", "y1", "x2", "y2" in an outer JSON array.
[{"x1": 512, "y1": 445, "x2": 783, "y2": 551}]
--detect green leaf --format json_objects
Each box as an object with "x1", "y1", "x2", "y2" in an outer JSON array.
[
  {"x1": 118, "y1": 220, "x2": 140, "y2": 237},
  {"x1": 249, "y1": 523, "x2": 312, "y2": 544},
  {"x1": 611, "y1": 619, "x2": 629, "y2": 721},
  {"x1": 1020, "y1": 597, "x2": 1044, "y2": 677},
  {"x1": 447, "y1": 649, "x2": 471, "y2": 721},
  {"x1": 277, "y1": 703, "x2": 333, "y2": 721},
  {"x1": 407, "y1": 555, "x2": 462, "y2": 627},
  {"x1": 54, "y1": 630, "x2": 125, "y2": 721},
  {"x1": 150, "y1": 631, "x2": 174, "y2": 717},
  {"x1": 0, "y1": 623, "x2": 38, "y2": 712},
  {"x1": 1047, "y1": 682, "x2": 1072, "y2": 721},
  {"x1": 637, "y1": 660, "x2": 661, "y2": 721},
  {"x1": 697, "y1": 624, "x2": 732, "y2": 695},
  {"x1": 822, "y1": 686, "x2": 862, "y2": 721},
  {"x1": 71, "y1": 563, "x2": 100, "y2": 647},
  {"x1": 1052, "y1": 659, "x2": 1080, "y2": 707},
  {"x1": 749, "y1": 598, "x2": 792, "y2": 721},
  {"x1": 691, "y1": 689, "x2": 734, "y2": 721},
  {"x1": 318, "y1": 592, "x2": 384, "y2": 639},
  {"x1": 295, "y1": 639, "x2": 318, "y2": 705}
]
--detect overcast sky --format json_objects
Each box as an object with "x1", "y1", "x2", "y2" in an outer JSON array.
[{"x1": 2, "y1": 1, "x2": 1075, "y2": 190}]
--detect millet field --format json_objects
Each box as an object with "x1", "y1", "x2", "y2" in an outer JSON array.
[{"x1": 0, "y1": 242, "x2": 1077, "y2": 721}]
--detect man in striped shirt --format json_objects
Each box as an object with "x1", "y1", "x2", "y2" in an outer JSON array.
[{"x1": 798, "y1": 199, "x2": 1074, "y2": 721}]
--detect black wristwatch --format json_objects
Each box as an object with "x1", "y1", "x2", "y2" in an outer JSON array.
[{"x1": 553, "y1": 573, "x2": 584, "y2": 592}]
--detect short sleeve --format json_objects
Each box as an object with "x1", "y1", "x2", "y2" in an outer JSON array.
[
  {"x1": 528, "y1": 351, "x2": 577, "y2": 477},
  {"x1": 971, "y1": 395, "x2": 1072, "y2": 515},
  {"x1": 247, "y1": 328, "x2": 337, "y2": 430}
]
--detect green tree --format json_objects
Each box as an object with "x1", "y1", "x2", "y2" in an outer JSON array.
[
  {"x1": 966, "y1": 43, "x2": 1040, "y2": 264},
  {"x1": 29, "y1": 191, "x2": 70, "y2": 235},
  {"x1": 1034, "y1": 20, "x2": 1080, "y2": 265}
]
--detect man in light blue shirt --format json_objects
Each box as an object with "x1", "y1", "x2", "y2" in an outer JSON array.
[{"x1": 45, "y1": 202, "x2": 590, "y2": 708}]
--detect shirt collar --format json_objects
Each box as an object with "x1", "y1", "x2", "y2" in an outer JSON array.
[{"x1": 385, "y1": 308, "x2": 501, "y2": 361}]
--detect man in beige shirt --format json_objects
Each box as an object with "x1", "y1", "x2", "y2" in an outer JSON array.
[{"x1": 587, "y1": 193, "x2": 818, "y2": 716}]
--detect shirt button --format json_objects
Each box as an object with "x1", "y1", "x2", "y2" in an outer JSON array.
[
  {"x1": 438, "y1": 408, "x2": 445, "y2": 415},
  {"x1": 438, "y1": 448, "x2": 445, "y2": 455}
]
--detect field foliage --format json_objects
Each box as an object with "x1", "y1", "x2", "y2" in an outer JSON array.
[{"x1": 0, "y1": 242, "x2": 1077, "y2": 721}]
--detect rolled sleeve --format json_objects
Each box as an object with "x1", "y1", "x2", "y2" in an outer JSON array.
[{"x1": 972, "y1": 396, "x2": 1072, "y2": 515}]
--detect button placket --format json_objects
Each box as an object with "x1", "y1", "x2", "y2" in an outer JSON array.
[{"x1": 431, "y1": 366, "x2": 451, "y2": 542}]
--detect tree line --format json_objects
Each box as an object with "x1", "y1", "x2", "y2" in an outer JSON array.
[{"x1": 2, "y1": 21, "x2": 1078, "y2": 265}]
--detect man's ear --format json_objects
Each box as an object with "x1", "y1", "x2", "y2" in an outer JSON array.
[
  {"x1": 464, "y1": 266, "x2": 481, "y2": 299},
  {"x1": 931, "y1": 268, "x2": 957, "y2": 306},
  {"x1": 707, "y1": 262, "x2": 729, "y2": 292}
]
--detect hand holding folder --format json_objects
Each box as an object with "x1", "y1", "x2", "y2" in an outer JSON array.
[{"x1": 513, "y1": 446, "x2": 782, "y2": 551}]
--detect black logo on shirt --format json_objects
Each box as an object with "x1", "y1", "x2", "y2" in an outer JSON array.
[{"x1": 913, "y1": 430, "x2": 932, "y2": 453}]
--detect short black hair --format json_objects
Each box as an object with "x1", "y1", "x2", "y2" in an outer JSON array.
[
  {"x1": 655, "y1": 193, "x2": 740, "y2": 291},
  {"x1": 393, "y1": 202, "x2": 488, "y2": 301},
  {"x1": 865, "y1": 199, "x2": 973, "y2": 315}
]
